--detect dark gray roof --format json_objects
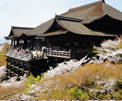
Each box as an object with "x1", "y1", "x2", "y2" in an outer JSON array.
[
  {"x1": 62, "y1": 1, "x2": 122, "y2": 24},
  {"x1": 5, "y1": 26, "x2": 34, "y2": 39},
  {"x1": 56, "y1": 19, "x2": 96, "y2": 36},
  {"x1": 40, "y1": 18, "x2": 115, "y2": 37},
  {"x1": 29, "y1": 1, "x2": 122, "y2": 36},
  {"x1": 40, "y1": 30, "x2": 68, "y2": 36},
  {"x1": 6, "y1": 1, "x2": 122, "y2": 38},
  {"x1": 29, "y1": 19, "x2": 55, "y2": 35}
]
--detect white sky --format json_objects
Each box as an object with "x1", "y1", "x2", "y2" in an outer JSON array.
[{"x1": 0, "y1": 0, "x2": 122, "y2": 38}]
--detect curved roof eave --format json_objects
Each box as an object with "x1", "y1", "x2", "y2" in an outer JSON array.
[
  {"x1": 61, "y1": 1, "x2": 122, "y2": 24},
  {"x1": 82, "y1": 3, "x2": 122, "y2": 24},
  {"x1": 29, "y1": 18, "x2": 55, "y2": 35},
  {"x1": 56, "y1": 19, "x2": 97, "y2": 36},
  {"x1": 103, "y1": 3, "x2": 122, "y2": 21},
  {"x1": 56, "y1": 18, "x2": 116, "y2": 37},
  {"x1": 7, "y1": 26, "x2": 15, "y2": 37},
  {"x1": 23, "y1": 1, "x2": 122, "y2": 37}
]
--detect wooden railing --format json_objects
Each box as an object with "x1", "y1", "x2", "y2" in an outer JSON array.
[
  {"x1": 5, "y1": 50, "x2": 32, "y2": 61},
  {"x1": 5, "y1": 47, "x2": 72, "y2": 60},
  {"x1": 48, "y1": 50, "x2": 71, "y2": 59},
  {"x1": 5, "y1": 48, "x2": 46, "y2": 61}
]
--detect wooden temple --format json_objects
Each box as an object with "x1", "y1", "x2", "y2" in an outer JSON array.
[{"x1": 4, "y1": 0, "x2": 122, "y2": 77}]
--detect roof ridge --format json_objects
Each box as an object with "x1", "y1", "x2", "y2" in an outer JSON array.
[
  {"x1": 12, "y1": 26, "x2": 34, "y2": 29},
  {"x1": 56, "y1": 15, "x2": 83, "y2": 22},
  {"x1": 69, "y1": 0, "x2": 104, "y2": 12}
]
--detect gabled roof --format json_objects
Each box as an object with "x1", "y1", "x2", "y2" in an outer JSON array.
[
  {"x1": 62, "y1": 1, "x2": 122, "y2": 24},
  {"x1": 40, "y1": 15, "x2": 115, "y2": 37},
  {"x1": 6, "y1": 0, "x2": 122, "y2": 39},
  {"x1": 56, "y1": 17, "x2": 96, "y2": 36},
  {"x1": 29, "y1": 19, "x2": 55, "y2": 35},
  {"x1": 5, "y1": 26, "x2": 34, "y2": 39},
  {"x1": 29, "y1": 0, "x2": 122, "y2": 36}
]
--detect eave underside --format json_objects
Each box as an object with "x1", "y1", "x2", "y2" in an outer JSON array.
[{"x1": 84, "y1": 15, "x2": 122, "y2": 35}]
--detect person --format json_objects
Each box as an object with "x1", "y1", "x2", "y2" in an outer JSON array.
[
  {"x1": 26, "y1": 48, "x2": 29, "y2": 54},
  {"x1": 42, "y1": 46, "x2": 46, "y2": 53}
]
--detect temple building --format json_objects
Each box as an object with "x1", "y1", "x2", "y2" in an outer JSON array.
[{"x1": 4, "y1": 0, "x2": 122, "y2": 77}]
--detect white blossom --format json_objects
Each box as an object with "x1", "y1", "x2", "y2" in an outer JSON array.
[
  {"x1": 44, "y1": 56, "x2": 88, "y2": 78},
  {"x1": 101, "y1": 78, "x2": 116, "y2": 94},
  {"x1": 94, "y1": 39, "x2": 122, "y2": 62},
  {"x1": 0, "y1": 75, "x2": 26, "y2": 87},
  {"x1": 89, "y1": 78, "x2": 116, "y2": 94},
  {"x1": 28, "y1": 84, "x2": 40, "y2": 94},
  {"x1": 101, "y1": 39, "x2": 121, "y2": 49},
  {"x1": 20, "y1": 93, "x2": 34, "y2": 100},
  {"x1": 0, "y1": 66, "x2": 6, "y2": 82},
  {"x1": 0, "y1": 39, "x2": 121, "y2": 100}
]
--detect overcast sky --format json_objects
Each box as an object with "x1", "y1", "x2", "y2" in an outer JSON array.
[{"x1": 0, "y1": 0, "x2": 122, "y2": 40}]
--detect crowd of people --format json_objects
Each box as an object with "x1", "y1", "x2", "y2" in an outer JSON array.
[{"x1": 6, "y1": 40, "x2": 93, "y2": 59}]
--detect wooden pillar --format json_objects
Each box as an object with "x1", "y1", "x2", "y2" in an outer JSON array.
[
  {"x1": 27, "y1": 62, "x2": 31, "y2": 76},
  {"x1": 13, "y1": 39, "x2": 16, "y2": 48},
  {"x1": 24, "y1": 39, "x2": 27, "y2": 49},
  {"x1": 6, "y1": 58, "x2": 9, "y2": 78},
  {"x1": 17, "y1": 39, "x2": 19, "y2": 46},
  {"x1": 13, "y1": 60, "x2": 16, "y2": 77},
  {"x1": 11, "y1": 39, "x2": 13, "y2": 46},
  {"x1": 9, "y1": 59, "x2": 12, "y2": 77},
  {"x1": 14, "y1": 39, "x2": 15, "y2": 46}
]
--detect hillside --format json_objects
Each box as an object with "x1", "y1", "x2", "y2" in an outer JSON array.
[
  {"x1": 0, "y1": 39, "x2": 122, "y2": 100},
  {"x1": 0, "y1": 44, "x2": 4, "y2": 51},
  {"x1": 0, "y1": 43, "x2": 10, "y2": 66}
]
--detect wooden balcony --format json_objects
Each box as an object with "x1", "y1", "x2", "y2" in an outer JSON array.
[
  {"x1": 4, "y1": 48, "x2": 48, "y2": 61},
  {"x1": 4, "y1": 51, "x2": 32, "y2": 61},
  {"x1": 4, "y1": 46, "x2": 89, "y2": 61},
  {"x1": 4, "y1": 47, "x2": 71, "y2": 61},
  {"x1": 48, "y1": 50, "x2": 71, "y2": 59}
]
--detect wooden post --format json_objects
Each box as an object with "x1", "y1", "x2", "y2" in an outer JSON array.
[
  {"x1": 6, "y1": 58, "x2": 9, "y2": 78},
  {"x1": 13, "y1": 60, "x2": 15, "y2": 76},
  {"x1": 11, "y1": 39, "x2": 13, "y2": 46},
  {"x1": 17, "y1": 39, "x2": 19, "y2": 46},
  {"x1": 9, "y1": 59, "x2": 12, "y2": 78},
  {"x1": 27, "y1": 62, "x2": 31, "y2": 76}
]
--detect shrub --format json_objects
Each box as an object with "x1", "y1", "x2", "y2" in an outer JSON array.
[
  {"x1": 35, "y1": 62, "x2": 122, "y2": 100},
  {"x1": 0, "y1": 43, "x2": 9, "y2": 66},
  {"x1": 0, "y1": 85, "x2": 26, "y2": 100},
  {"x1": 23, "y1": 75, "x2": 41, "y2": 94}
]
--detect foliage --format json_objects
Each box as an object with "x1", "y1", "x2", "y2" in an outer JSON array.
[
  {"x1": 0, "y1": 84, "x2": 26, "y2": 100},
  {"x1": 24, "y1": 75, "x2": 39, "y2": 87},
  {"x1": 0, "y1": 39, "x2": 122, "y2": 100},
  {"x1": 31, "y1": 62, "x2": 122, "y2": 100},
  {"x1": 73, "y1": 88, "x2": 89, "y2": 100},
  {"x1": 117, "y1": 41, "x2": 122, "y2": 49},
  {"x1": 0, "y1": 62, "x2": 122, "y2": 100},
  {"x1": 48, "y1": 87, "x2": 89, "y2": 100},
  {"x1": 0, "y1": 43, "x2": 9, "y2": 66},
  {"x1": 92, "y1": 50, "x2": 100, "y2": 54},
  {"x1": 23, "y1": 75, "x2": 41, "y2": 94}
]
